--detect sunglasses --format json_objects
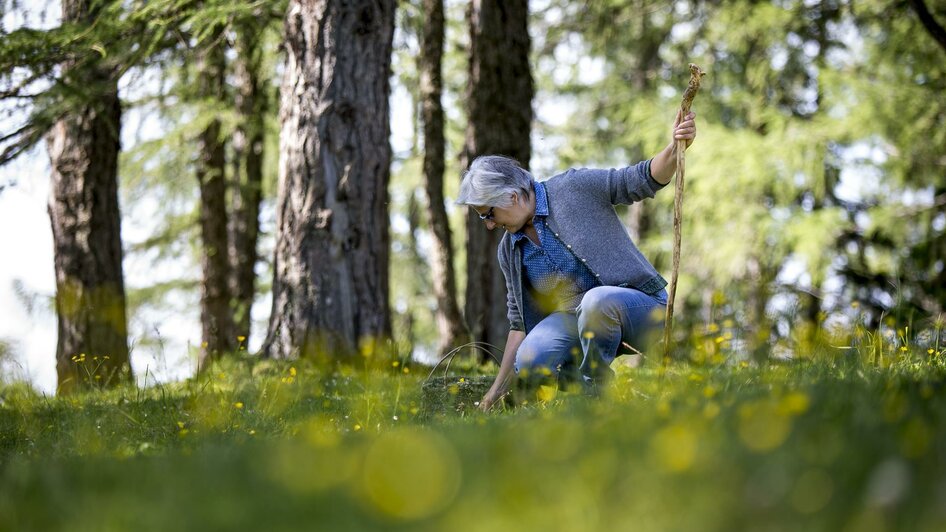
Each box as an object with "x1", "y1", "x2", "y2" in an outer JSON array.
[{"x1": 477, "y1": 207, "x2": 495, "y2": 221}]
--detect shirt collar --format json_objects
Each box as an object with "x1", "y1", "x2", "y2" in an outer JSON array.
[
  {"x1": 511, "y1": 181, "x2": 548, "y2": 244},
  {"x1": 534, "y1": 181, "x2": 549, "y2": 216}
]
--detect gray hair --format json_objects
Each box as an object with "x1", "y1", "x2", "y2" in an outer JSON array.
[{"x1": 457, "y1": 155, "x2": 534, "y2": 208}]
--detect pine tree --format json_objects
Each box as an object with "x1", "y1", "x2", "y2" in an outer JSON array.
[
  {"x1": 463, "y1": 0, "x2": 533, "y2": 354},
  {"x1": 263, "y1": 0, "x2": 396, "y2": 359},
  {"x1": 420, "y1": 0, "x2": 467, "y2": 356},
  {"x1": 46, "y1": 0, "x2": 131, "y2": 392}
]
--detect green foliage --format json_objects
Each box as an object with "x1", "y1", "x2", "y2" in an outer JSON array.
[
  {"x1": 0, "y1": 0, "x2": 274, "y2": 163},
  {"x1": 532, "y1": 0, "x2": 945, "y2": 350}
]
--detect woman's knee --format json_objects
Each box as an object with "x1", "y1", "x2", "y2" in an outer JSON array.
[
  {"x1": 515, "y1": 342, "x2": 554, "y2": 377},
  {"x1": 515, "y1": 336, "x2": 575, "y2": 378},
  {"x1": 578, "y1": 287, "x2": 625, "y2": 331}
]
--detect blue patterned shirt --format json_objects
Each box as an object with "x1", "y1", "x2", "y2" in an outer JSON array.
[{"x1": 510, "y1": 182, "x2": 601, "y2": 315}]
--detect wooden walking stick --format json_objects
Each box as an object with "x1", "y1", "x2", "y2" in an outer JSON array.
[{"x1": 663, "y1": 63, "x2": 705, "y2": 362}]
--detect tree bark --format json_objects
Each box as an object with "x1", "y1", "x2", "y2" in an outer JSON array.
[
  {"x1": 405, "y1": 190, "x2": 426, "y2": 355},
  {"x1": 47, "y1": 0, "x2": 131, "y2": 394},
  {"x1": 420, "y1": 0, "x2": 467, "y2": 356},
  {"x1": 262, "y1": 0, "x2": 395, "y2": 360},
  {"x1": 463, "y1": 0, "x2": 534, "y2": 354},
  {"x1": 228, "y1": 20, "x2": 267, "y2": 348},
  {"x1": 196, "y1": 27, "x2": 235, "y2": 368}
]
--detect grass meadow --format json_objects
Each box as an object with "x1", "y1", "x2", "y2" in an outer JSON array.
[{"x1": 1, "y1": 324, "x2": 945, "y2": 531}]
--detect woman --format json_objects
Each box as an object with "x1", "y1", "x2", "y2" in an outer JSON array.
[{"x1": 457, "y1": 111, "x2": 697, "y2": 410}]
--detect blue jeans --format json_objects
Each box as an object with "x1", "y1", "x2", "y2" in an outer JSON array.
[{"x1": 514, "y1": 286, "x2": 668, "y2": 384}]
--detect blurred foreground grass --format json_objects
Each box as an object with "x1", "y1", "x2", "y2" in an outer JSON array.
[{"x1": 1, "y1": 347, "x2": 945, "y2": 531}]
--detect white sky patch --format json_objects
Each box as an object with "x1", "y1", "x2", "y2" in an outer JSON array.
[
  {"x1": 2, "y1": 1, "x2": 59, "y2": 30},
  {"x1": 770, "y1": 45, "x2": 789, "y2": 71},
  {"x1": 578, "y1": 55, "x2": 606, "y2": 85},
  {"x1": 389, "y1": 80, "x2": 415, "y2": 159},
  {"x1": 0, "y1": 145, "x2": 57, "y2": 392},
  {"x1": 835, "y1": 141, "x2": 887, "y2": 203}
]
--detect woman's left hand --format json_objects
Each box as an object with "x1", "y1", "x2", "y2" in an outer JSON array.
[{"x1": 672, "y1": 110, "x2": 697, "y2": 150}]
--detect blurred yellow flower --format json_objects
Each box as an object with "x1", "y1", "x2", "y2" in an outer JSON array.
[
  {"x1": 234, "y1": 402, "x2": 244, "y2": 409},
  {"x1": 650, "y1": 424, "x2": 697, "y2": 472},
  {"x1": 289, "y1": 367, "x2": 297, "y2": 377},
  {"x1": 237, "y1": 335, "x2": 246, "y2": 342},
  {"x1": 361, "y1": 429, "x2": 461, "y2": 520},
  {"x1": 703, "y1": 402, "x2": 720, "y2": 419},
  {"x1": 739, "y1": 401, "x2": 791, "y2": 452},
  {"x1": 779, "y1": 392, "x2": 810, "y2": 416},
  {"x1": 657, "y1": 400, "x2": 671, "y2": 417},
  {"x1": 537, "y1": 384, "x2": 558, "y2": 403}
]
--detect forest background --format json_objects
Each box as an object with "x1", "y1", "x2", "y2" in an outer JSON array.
[{"x1": 0, "y1": 0, "x2": 944, "y2": 395}]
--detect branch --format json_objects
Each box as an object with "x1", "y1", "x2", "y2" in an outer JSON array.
[
  {"x1": 908, "y1": 0, "x2": 946, "y2": 54},
  {"x1": 0, "y1": 69, "x2": 49, "y2": 99},
  {"x1": 0, "y1": 125, "x2": 47, "y2": 165}
]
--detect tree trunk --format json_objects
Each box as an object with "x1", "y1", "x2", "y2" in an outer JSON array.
[
  {"x1": 463, "y1": 0, "x2": 534, "y2": 354},
  {"x1": 228, "y1": 20, "x2": 267, "y2": 348},
  {"x1": 262, "y1": 0, "x2": 395, "y2": 360},
  {"x1": 420, "y1": 0, "x2": 467, "y2": 356},
  {"x1": 47, "y1": 0, "x2": 131, "y2": 394},
  {"x1": 405, "y1": 191, "x2": 426, "y2": 356},
  {"x1": 196, "y1": 28, "x2": 235, "y2": 368}
]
